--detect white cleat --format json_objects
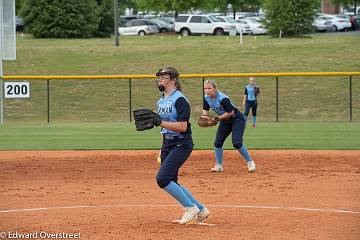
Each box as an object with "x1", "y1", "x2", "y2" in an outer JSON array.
[
  {"x1": 194, "y1": 206, "x2": 210, "y2": 224},
  {"x1": 179, "y1": 205, "x2": 200, "y2": 225},
  {"x1": 211, "y1": 165, "x2": 223, "y2": 172},
  {"x1": 247, "y1": 160, "x2": 256, "y2": 173}
]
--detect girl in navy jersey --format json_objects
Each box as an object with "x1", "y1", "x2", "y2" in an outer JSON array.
[
  {"x1": 155, "y1": 67, "x2": 209, "y2": 224},
  {"x1": 243, "y1": 77, "x2": 260, "y2": 127},
  {"x1": 203, "y1": 80, "x2": 256, "y2": 173}
]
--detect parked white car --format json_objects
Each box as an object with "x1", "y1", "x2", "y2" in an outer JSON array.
[
  {"x1": 118, "y1": 19, "x2": 159, "y2": 36},
  {"x1": 317, "y1": 15, "x2": 351, "y2": 31},
  {"x1": 175, "y1": 14, "x2": 237, "y2": 36},
  {"x1": 237, "y1": 18, "x2": 267, "y2": 35},
  {"x1": 312, "y1": 17, "x2": 333, "y2": 32},
  {"x1": 216, "y1": 16, "x2": 251, "y2": 35}
]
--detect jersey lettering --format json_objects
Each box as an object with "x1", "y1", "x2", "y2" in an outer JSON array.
[
  {"x1": 157, "y1": 89, "x2": 190, "y2": 136},
  {"x1": 158, "y1": 106, "x2": 173, "y2": 114}
]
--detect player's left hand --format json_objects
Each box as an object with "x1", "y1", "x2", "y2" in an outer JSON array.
[
  {"x1": 198, "y1": 115, "x2": 219, "y2": 128},
  {"x1": 133, "y1": 108, "x2": 162, "y2": 131}
]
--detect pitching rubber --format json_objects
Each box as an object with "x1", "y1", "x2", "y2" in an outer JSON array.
[{"x1": 173, "y1": 219, "x2": 215, "y2": 226}]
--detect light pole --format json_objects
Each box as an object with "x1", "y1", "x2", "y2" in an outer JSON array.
[{"x1": 114, "y1": 0, "x2": 119, "y2": 46}]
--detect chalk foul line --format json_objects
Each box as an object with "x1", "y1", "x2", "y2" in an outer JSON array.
[{"x1": 0, "y1": 204, "x2": 359, "y2": 214}]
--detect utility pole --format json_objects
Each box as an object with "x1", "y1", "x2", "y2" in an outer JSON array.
[{"x1": 114, "y1": 0, "x2": 119, "y2": 46}]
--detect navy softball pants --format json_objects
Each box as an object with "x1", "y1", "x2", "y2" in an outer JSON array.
[
  {"x1": 214, "y1": 113, "x2": 246, "y2": 149},
  {"x1": 244, "y1": 100, "x2": 257, "y2": 117},
  {"x1": 156, "y1": 137, "x2": 193, "y2": 188}
]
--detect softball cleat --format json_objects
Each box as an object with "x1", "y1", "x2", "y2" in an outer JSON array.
[
  {"x1": 194, "y1": 206, "x2": 210, "y2": 224},
  {"x1": 247, "y1": 160, "x2": 256, "y2": 173},
  {"x1": 211, "y1": 165, "x2": 223, "y2": 172},
  {"x1": 179, "y1": 205, "x2": 200, "y2": 225}
]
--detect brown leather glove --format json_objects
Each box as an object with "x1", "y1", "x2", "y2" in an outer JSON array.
[{"x1": 198, "y1": 115, "x2": 219, "y2": 127}]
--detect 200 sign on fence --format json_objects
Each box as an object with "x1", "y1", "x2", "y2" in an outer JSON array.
[{"x1": 4, "y1": 82, "x2": 30, "y2": 98}]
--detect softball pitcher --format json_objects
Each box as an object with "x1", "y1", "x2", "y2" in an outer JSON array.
[
  {"x1": 133, "y1": 67, "x2": 209, "y2": 225},
  {"x1": 202, "y1": 80, "x2": 256, "y2": 173}
]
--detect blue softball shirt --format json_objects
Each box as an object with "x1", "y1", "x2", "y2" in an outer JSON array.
[
  {"x1": 244, "y1": 85, "x2": 260, "y2": 101},
  {"x1": 157, "y1": 89, "x2": 191, "y2": 136},
  {"x1": 203, "y1": 91, "x2": 239, "y2": 115}
]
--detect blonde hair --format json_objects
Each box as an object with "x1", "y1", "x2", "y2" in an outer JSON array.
[
  {"x1": 249, "y1": 77, "x2": 256, "y2": 84},
  {"x1": 175, "y1": 80, "x2": 182, "y2": 92},
  {"x1": 204, "y1": 80, "x2": 218, "y2": 89}
]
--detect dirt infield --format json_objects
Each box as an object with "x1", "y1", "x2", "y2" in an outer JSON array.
[{"x1": 1, "y1": 150, "x2": 359, "y2": 240}]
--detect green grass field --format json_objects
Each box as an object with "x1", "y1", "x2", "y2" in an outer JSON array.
[
  {"x1": 2, "y1": 33, "x2": 360, "y2": 123},
  {"x1": 0, "y1": 122, "x2": 359, "y2": 150},
  {"x1": 6, "y1": 33, "x2": 360, "y2": 75},
  {"x1": 1, "y1": 33, "x2": 359, "y2": 150}
]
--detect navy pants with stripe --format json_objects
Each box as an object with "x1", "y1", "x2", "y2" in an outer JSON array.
[
  {"x1": 214, "y1": 112, "x2": 246, "y2": 149},
  {"x1": 156, "y1": 137, "x2": 193, "y2": 188},
  {"x1": 244, "y1": 100, "x2": 257, "y2": 117}
]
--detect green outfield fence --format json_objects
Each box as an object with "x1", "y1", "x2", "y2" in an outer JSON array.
[{"x1": 1, "y1": 72, "x2": 360, "y2": 124}]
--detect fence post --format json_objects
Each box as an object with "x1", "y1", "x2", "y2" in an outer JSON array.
[
  {"x1": 129, "y1": 78, "x2": 132, "y2": 122},
  {"x1": 47, "y1": 79, "x2": 50, "y2": 123},
  {"x1": 0, "y1": 77, "x2": 3, "y2": 124},
  {"x1": 349, "y1": 75, "x2": 352, "y2": 122},
  {"x1": 276, "y1": 76, "x2": 279, "y2": 122},
  {"x1": 202, "y1": 77, "x2": 205, "y2": 100}
]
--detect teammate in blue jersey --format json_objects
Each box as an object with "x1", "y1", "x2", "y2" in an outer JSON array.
[
  {"x1": 155, "y1": 66, "x2": 210, "y2": 224},
  {"x1": 243, "y1": 77, "x2": 260, "y2": 127},
  {"x1": 203, "y1": 80, "x2": 256, "y2": 173}
]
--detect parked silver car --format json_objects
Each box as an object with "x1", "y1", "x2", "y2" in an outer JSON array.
[
  {"x1": 16, "y1": 16, "x2": 24, "y2": 31},
  {"x1": 118, "y1": 19, "x2": 159, "y2": 36},
  {"x1": 148, "y1": 18, "x2": 174, "y2": 32},
  {"x1": 159, "y1": 17, "x2": 175, "y2": 26}
]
